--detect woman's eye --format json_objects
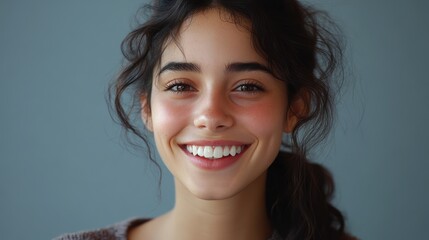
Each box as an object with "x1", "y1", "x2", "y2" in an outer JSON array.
[
  {"x1": 234, "y1": 82, "x2": 264, "y2": 92},
  {"x1": 165, "y1": 81, "x2": 195, "y2": 93}
]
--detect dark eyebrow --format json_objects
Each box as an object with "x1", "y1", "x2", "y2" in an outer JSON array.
[
  {"x1": 159, "y1": 62, "x2": 201, "y2": 74},
  {"x1": 226, "y1": 62, "x2": 273, "y2": 74},
  {"x1": 158, "y1": 61, "x2": 273, "y2": 75}
]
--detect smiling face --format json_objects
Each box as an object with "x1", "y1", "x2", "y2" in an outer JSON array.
[{"x1": 143, "y1": 8, "x2": 294, "y2": 200}]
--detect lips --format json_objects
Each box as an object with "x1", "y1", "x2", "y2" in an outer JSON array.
[
  {"x1": 180, "y1": 142, "x2": 249, "y2": 170},
  {"x1": 186, "y1": 145, "x2": 244, "y2": 159}
]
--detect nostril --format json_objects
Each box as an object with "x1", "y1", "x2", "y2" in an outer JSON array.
[{"x1": 193, "y1": 114, "x2": 233, "y2": 131}]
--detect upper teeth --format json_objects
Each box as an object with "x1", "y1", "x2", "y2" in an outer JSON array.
[{"x1": 186, "y1": 145, "x2": 243, "y2": 159}]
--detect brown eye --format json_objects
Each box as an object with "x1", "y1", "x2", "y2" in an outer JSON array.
[
  {"x1": 164, "y1": 79, "x2": 196, "y2": 93},
  {"x1": 168, "y1": 84, "x2": 193, "y2": 92},
  {"x1": 234, "y1": 81, "x2": 264, "y2": 92}
]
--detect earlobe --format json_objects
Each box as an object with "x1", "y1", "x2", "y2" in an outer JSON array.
[
  {"x1": 284, "y1": 91, "x2": 309, "y2": 133},
  {"x1": 140, "y1": 95, "x2": 153, "y2": 132},
  {"x1": 284, "y1": 113, "x2": 298, "y2": 133}
]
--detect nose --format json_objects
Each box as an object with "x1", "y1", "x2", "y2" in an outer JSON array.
[{"x1": 193, "y1": 92, "x2": 233, "y2": 131}]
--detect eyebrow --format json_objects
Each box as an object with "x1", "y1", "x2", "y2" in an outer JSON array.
[
  {"x1": 158, "y1": 61, "x2": 272, "y2": 75},
  {"x1": 226, "y1": 62, "x2": 272, "y2": 74},
  {"x1": 159, "y1": 62, "x2": 201, "y2": 74}
]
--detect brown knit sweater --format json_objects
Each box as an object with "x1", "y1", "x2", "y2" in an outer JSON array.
[{"x1": 53, "y1": 218, "x2": 283, "y2": 240}]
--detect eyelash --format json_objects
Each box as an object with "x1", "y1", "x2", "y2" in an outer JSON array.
[
  {"x1": 164, "y1": 79, "x2": 195, "y2": 93},
  {"x1": 163, "y1": 79, "x2": 265, "y2": 94},
  {"x1": 234, "y1": 80, "x2": 265, "y2": 92}
]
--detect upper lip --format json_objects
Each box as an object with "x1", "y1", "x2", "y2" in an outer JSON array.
[{"x1": 179, "y1": 140, "x2": 250, "y2": 146}]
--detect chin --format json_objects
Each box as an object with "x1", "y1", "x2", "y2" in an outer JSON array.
[
  {"x1": 183, "y1": 179, "x2": 244, "y2": 201},
  {"x1": 191, "y1": 189, "x2": 239, "y2": 201},
  {"x1": 184, "y1": 174, "x2": 265, "y2": 202}
]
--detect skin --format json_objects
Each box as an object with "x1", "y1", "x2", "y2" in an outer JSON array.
[{"x1": 131, "y1": 8, "x2": 300, "y2": 240}]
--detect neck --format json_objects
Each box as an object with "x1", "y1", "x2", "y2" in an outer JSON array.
[{"x1": 165, "y1": 173, "x2": 272, "y2": 240}]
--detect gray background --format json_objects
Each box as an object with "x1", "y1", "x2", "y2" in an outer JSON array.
[{"x1": 1, "y1": 0, "x2": 428, "y2": 239}]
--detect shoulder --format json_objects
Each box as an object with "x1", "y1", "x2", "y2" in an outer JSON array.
[
  {"x1": 53, "y1": 227, "x2": 116, "y2": 240},
  {"x1": 53, "y1": 218, "x2": 148, "y2": 240}
]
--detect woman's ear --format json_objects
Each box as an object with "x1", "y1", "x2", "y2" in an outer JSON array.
[
  {"x1": 140, "y1": 95, "x2": 153, "y2": 132},
  {"x1": 284, "y1": 90, "x2": 309, "y2": 133}
]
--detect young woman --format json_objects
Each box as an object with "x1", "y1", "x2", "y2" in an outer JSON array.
[{"x1": 56, "y1": 0, "x2": 355, "y2": 239}]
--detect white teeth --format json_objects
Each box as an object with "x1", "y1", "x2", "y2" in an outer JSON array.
[
  {"x1": 213, "y1": 146, "x2": 223, "y2": 159},
  {"x1": 186, "y1": 145, "x2": 244, "y2": 159},
  {"x1": 197, "y1": 146, "x2": 204, "y2": 157},
  {"x1": 223, "y1": 146, "x2": 229, "y2": 157},
  {"x1": 203, "y1": 146, "x2": 213, "y2": 158},
  {"x1": 230, "y1": 146, "x2": 236, "y2": 156},
  {"x1": 192, "y1": 145, "x2": 198, "y2": 156}
]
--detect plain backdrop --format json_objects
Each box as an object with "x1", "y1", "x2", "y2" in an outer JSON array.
[{"x1": 1, "y1": 0, "x2": 428, "y2": 239}]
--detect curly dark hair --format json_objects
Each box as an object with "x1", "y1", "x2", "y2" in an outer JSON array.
[{"x1": 110, "y1": 0, "x2": 353, "y2": 239}]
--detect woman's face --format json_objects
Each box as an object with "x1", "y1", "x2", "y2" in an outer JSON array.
[{"x1": 143, "y1": 9, "x2": 292, "y2": 200}]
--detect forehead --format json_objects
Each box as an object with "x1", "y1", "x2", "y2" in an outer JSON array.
[{"x1": 160, "y1": 8, "x2": 266, "y2": 67}]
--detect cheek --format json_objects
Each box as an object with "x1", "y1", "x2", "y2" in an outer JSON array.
[
  {"x1": 150, "y1": 97, "x2": 190, "y2": 139},
  {"x1": 239, "y1": 100, "x2": 287, "y2": 137}
]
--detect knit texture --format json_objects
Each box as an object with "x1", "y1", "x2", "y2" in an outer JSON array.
[
  {"x1": 53, "y1": 218, "x2": 147, "y2": 240},
  {"x1": 54, "y1": 218, "x2": 283, "y2": 240}
]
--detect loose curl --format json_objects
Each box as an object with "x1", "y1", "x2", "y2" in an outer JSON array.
[{"x1": 110, "y1": 0, "x2": 352, "y2": 239}]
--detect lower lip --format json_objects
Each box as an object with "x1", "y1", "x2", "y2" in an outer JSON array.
[{"x1": 183, "y1": 148, "x2": 246, "y2": 170}]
